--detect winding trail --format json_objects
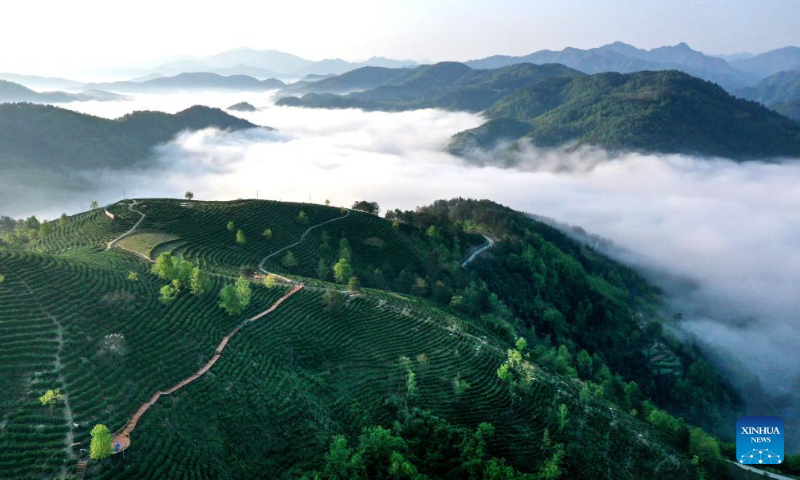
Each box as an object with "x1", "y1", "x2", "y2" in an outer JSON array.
[
  {"x1": 257, "y1": 210, "x2": 351, "y2": 281},
  {"x1": 461, "y1": 235, "x2": 495, "y2": 267},
  {"x1": 105, "y1": 202, "x2": 146, "y2": 251},
  {"x1": 109, "y1": 207, "x2": 353, "y2": 452},
  {"x1": 111, "y1": 284, "x2": 303, "y2": 452}
]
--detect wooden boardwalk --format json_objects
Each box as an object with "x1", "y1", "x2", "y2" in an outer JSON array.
[{"x1": 111, "y1": 284, "x2": 304, "y2": 452}]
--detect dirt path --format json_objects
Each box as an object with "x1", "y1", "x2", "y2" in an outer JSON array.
[
  {"x1": 2, "y1": 263, "x2": 76, "y2": 480},
  {"x1": 461, "y1": 235, "x2": 495, "y2": 267},
  {"x1": 258, "y1": 210, "x2": 351, "y2": 282},
  {"x1": 111, "y1": 284, "x2": 303, "y2": 452},
  {"x1": 105, "y1": 202, "x2": 146, "y2": 251}
]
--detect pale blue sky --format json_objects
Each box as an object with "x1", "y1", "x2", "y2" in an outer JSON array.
[{"x1": 1, "y1": 0, "x2": 797, "y2": 75}]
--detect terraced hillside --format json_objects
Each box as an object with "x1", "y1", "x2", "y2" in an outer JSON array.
[{"x1": 0, "y1": 198, "x2": 740, "y2": 479}]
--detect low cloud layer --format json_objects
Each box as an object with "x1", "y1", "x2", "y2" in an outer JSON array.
[{"x1": 5, "y1": 92, "x2": 800, "y2": 417}]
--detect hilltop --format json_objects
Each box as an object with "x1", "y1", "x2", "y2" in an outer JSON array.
[
  {"x1": 0, "y1": 79, "x2": 125, "y2": 104},
  {"x1": 0, "y1": 197, "x2": 752, "y2": 479},
  {"x1": 0, "y1": 103, "x2": 259, "y2": 171},
  {"x1": 449, "y1": 70, "x2": 800, "y2": 160}
]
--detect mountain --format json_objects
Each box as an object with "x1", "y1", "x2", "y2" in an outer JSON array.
[
  {"x1": 0, "y1": 79, "x2": 126, "y2": 104},
  {"x1": 735, "y1": 69, "x2": 800, "y2": 105},
  {"x1": 774, "y1": 98, "x2": 800, "y2": 121},
  {"x1": 227, "y1": 101, "x2": 256, "y2": 112},
  {"x1": 465, "y1": 42, "x2": 755, "y2": 90},
  {"x1": 277, "y1": 62, "x2": 583, "y2": 111},
  {"x1": 448, "y1": 70, "x2": 800, "y2": 160},
  {"x1": 151, "y1": 48, "x2": 419, "y2": 78},
  {"x1": 0, "y1": 103, "x2": 258, "y2": 171},
  {"x1": 0, "y1": 196, "x2": 745, "y2": 479},
  {"x1": 206, "y1": 47, "x2": 313, "y2": 73},
  {"x1": 731, "y1": 46, "x2": 800, "y2": 77},
  {"x1": 0, "y1": 72, "x2": 83, "y2": 90},
  {"x1": 284, "y1": 66, "x2": 411, "y2": 94},
  {"x1": 86, "y1": 72, "x2": 285, "y2": 93}
]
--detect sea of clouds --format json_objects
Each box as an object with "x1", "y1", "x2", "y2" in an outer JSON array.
[{"x1": 4, "y1": 90, "x2": 799, "y2": 420}]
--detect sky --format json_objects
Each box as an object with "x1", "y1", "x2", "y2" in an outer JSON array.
[{"x1": 2, "y1": 0, "x2": 798, "y2": 77}]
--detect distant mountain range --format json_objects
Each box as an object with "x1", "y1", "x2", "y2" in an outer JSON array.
[
  {"x1": 465, "y1": 42, "x2": 757, "y2": 90},
  {"x1": 0, "y1": 104, "x2": 259, "y2": 171},
  {"x1": 145, "y1": 48, "x2": 419, "y2": 79},
  {"x1": 0, "y1": 79, "x2": 126, "y2": 104},
  {"x1": 276, "y1": 62, "x2": 800, "y2": 160},
  {"x1": 277, "y1": 62, "x2": 583, "y2": 111},
  {"x1": 84, "y1": 72, "x2": 285, "y2": 93}
]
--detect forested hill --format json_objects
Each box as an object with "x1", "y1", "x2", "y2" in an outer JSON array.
[
  {"x1": 277, "y1": 62, "x2": 583, "y2": 112},
  {"x1": 279, "y1": 64, "x2": 800, "y2": 160},
  {"x1": 0, "y1": 103, "x2": 259, "y2": 170},
  {"x1": 448, "y1": 70, "x2": 800, "y2": 160},
  {"x1": 0, "y1": 197, "x2": 758, "y2": 479}
]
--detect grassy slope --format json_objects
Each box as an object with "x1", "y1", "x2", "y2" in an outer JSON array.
[{"x1": 0, "y1": 199, "x2": 696, "y2": 479}]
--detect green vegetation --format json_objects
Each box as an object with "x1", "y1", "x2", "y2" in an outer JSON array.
[
  {"x1": 277, "y1": 62, "x2": 582, "y2": 112},
  {"x1": 90, "y1": 424, "x2": 113, "y2": 460},
  {"x1": 774, "y1": 97, "x2": 800, "y2": 121},
  {"x1": 219, "y1": 276, "x2": 252, "y2": 315},
  {"x1": 236, "y1": 229, "x2": 247, "y2": 245},
  {"x1": 450, "y1": 70, "x2": 800, "y2": 159},
  {"x1": 0, "y1": 198, "x2": 753, "y2": 479},
  {"x1": 0, "y1": 104, "x2": 256, "y2": 172},
  {"x1": 38, "y1": 388, "x2": 66, "y2": 413},
  {"x1": 280, "y1": 61, "x2": 800, "y2": 159}
]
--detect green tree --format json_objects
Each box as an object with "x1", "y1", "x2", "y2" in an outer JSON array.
[
  {"x1": 297, "y1": 211, "x2": 309, "y2": 224},
  {"x1": 89, "y1": 424, "x2": 113, "y2": 460},
  {"x1": 59, "y1": 213, "x2": 68, "y2": 228},
  {"x1": 316, "y1": 258, "x2": 328, "y2": 280},
  {"x1": 127, "y1": 271, "x2": 138, "y2": 281},
  {"x1": 264, "y1": 275, "x2": 278, "y2": 288},
  {"x1": 282, "y1": 251, "x2": 298, "y2": 269},
  {"x1": 263, "y1": 228, "x2": 272, "y2": 238},
  {"x1": 338, "y1": 238, "x2": 352, "y2": 262},
  {"x1": 184, "y1": 191, "x2": 194, "y2": 200},
  {"x1": 159, "y1": 282, "x2": 178, "y2": 304},
  {"x1": 151, "y1": 252, "x2": 176, "y2": 280},
  {"x1": 227, "y1": 220, "x2": 235, "y2": 231},
  {"x1": 332, "y1": 258, "x2": 353, "y2": 283},
  {"x1": 38, "y1": 222, "x2": 54, "y2": 237},
  {"x1": 90, "y1": 201, "x2": 99, "y2": 210},
  {"x1": 189, "y1": 267, "x2": 210, "y2": 295},
  {"x1": 576, "y1": 349, "x2": 593, "y2": 379},
  {"x1": 38, "y1": 388, "x2": 65, "y2": 413},
  {"x1": 236, "y1": 229, "x2": 246, "y2": 245},
  {"x1": 557, "y1": 404, "x2": 569, "y2": 432},
  {"x1": 219, "y1": 277, "x2": 252, "y2": 315},
  {"x1": 235, "y1": 276, "x2": 251, "y2": 307},
  {"x1": 0, "y1": 274, "x2": 5, "y2": 285}
]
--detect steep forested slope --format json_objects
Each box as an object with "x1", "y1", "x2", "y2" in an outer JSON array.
[
  {"x1": 0, "y1": 103, "x2": 259, "y2": 171},
  {"x1": 449, "y1": 70, "x2": 800, "y2": 160}
]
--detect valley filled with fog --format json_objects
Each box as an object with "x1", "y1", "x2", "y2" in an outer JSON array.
[{"x1": 4, "y1": 90, "x2": 800, "y2": 425}]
